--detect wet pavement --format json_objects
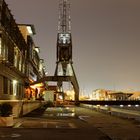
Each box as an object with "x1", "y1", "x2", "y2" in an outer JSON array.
[
  {"x1": 14, "y1": 106, "x2": 77, "y2": 128},
  {"x1": 0, "y1": 106, "x2": 112, "y2": 140},
  {"x1": 1, "y1": 106, "x2": 140, "y2": 139}
]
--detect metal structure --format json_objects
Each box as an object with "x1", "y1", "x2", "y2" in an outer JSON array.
[
  {"x1": 54, "y1": 0, "x2": 79, "y2": 102},
  {"x1": 31, "y1": 0, "x2": 79, "y2": 102}
]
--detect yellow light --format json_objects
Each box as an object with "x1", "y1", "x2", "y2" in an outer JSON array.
[
  {"x1": 13, "y1": 80, "x2": 17, "y2": 84},
  {"x1": 13, "y1": 80, "x2": 18, "y2": 96},
  {"x1": 30, "y1": 83, "x2": 44, "y2": 89},
  {"x1": 27, "y1": 26, "x2": 33, "y2": 34},
  {"x1": 34, "y1": 47, "x2": 40, "y2": 53}
]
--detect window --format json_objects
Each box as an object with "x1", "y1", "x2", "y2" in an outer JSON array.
[
  {"x1": 7, "y1": 79, "x2": 11, "y2": 94},
  {"x1": 22, "y1": 60, "x2": 25, "y2": 74},
  {"x1": 59, "y1": 33, "x2": 70, "y2": 44},
  {"x1": 1, "y1": 35, "x2": 8, "y2": 61},
  {"x1": 13, "y1": 80, "x2": 17, "y2": 96},
  {"x1": 3, "y1": 77, "x2": 13, "y2": 95},
  {"x1": 14, "y1": 47, "x2": 18, "y2": 68},
  {"x1": 19, "y1": 54, "x2": 22, "y2": 71},
  {"x1": 9, "y1": 80, "x2": 13, "y2": 95},
  {"x1": 3, "y1": 43, "x2": 7, "y2": 60},
  {"x1": 14, "y1": 47, "x2": 23, "y2": 72},
  {"x1": 0, "y1": 36, "x2": 2, "y2": 56},
  {"x1": 17, "y1": 83, "x2": 23, "y2": 99},
  {"x1": 3, "y1": 77, "x2": 8, "y2": 94},
  {"x1": 0, "y1": 35, "x2": 7, "y2": 61}
]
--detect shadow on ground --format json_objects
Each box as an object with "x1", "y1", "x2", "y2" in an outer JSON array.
[{"x1": 23, "y1": 106, "x2": 47, "y2": 117}]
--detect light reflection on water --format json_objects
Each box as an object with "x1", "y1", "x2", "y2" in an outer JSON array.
[
  {"x1": 56, "y1": 113, "x2": 75, "y2": 117},
  {"x1": 44, "y1": 107, "x2": 75, "y2": 117}
]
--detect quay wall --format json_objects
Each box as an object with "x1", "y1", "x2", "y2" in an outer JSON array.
[
  {"x1": 0, "y1": 100, "x2": 46, "y2": 118},
  {"x1": 80, "y1": 103, "x2": 140, "y2": 122}
]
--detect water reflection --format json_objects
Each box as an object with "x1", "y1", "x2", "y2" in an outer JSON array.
[{"x1": 44, "y1": 107, "x2": 75, "y2": 117}]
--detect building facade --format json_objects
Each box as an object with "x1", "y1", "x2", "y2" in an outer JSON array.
[{"x1": 0, "y1": 0, "x2": 46, "y2": 102}]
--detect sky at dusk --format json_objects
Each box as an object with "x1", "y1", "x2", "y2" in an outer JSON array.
[{"x1": 5, "y1": 0, "x2": 140, "y2": 95}]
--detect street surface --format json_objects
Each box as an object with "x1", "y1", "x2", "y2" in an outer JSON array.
[
  {"x1": 0, "y1": 106, "x2": 140, "y2": 140},
  {"x1": 76, "y1": 107, "x2": 140, "y2": 140}
]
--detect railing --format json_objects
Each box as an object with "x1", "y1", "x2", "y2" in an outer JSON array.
[
  {"x1": 80, "y1": 102, "x2": 140, "y2": 122},
  {"x1": 77, "y1": 100, "x2": 140, "y2": 105}
]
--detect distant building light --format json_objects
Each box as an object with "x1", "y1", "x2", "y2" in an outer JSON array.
[
  {"x1": 71, "y1": 113, "x2": 75, "y2": 117},
  {"x1": 30, "y1": 83, "x2": 44, "y2": 89},
  {"x1": 45, "y1": 72, "x2": 48, "y2": 75},
  {"x1": 34, "y1": 47, "x2": 40, "y2": 53},
  {"x1": 27, "y1": 26, "x2": 33, "y2": 35},
  {"x1": 59, "y1": 95, "x2": 63, "y2": 100},
  {"x1": 135, "y1": 104, "x2": 139, "y2": 107}
]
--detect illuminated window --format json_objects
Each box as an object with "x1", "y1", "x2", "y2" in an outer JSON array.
[
  {"x1": 14, "y1": 47, "x2": 22, "y2": 71},
  {"x1": 59, "y1": 33, "x2": 70, "y2": 44},
  {"x1": 14, "y1": 47, "x2": 18, "y2": 67},
  {"x1": 19, "y1": 54, "x2": 22, "y2": 71},
  {"x1": 0, "y1": 35, "x2": 8, "y2": 61},
  {"x1": 3, "y1": 43, "x2": 8, "y2": 60},
  {"x1": 13, "y1": 80, "x2": 17, "y2": 96},
  {"x1": 0, "y1": 37, "x2": 2, "y2": 56},
  {"x1": 27, "y1": 26, "x2": 33, "y2": 35},
  {"x1": 22, "y1": 60, "x2": 25, "y2": 74},
  {"x1": 34, "y1": 47, "x2": 40, "y2": 53}
]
